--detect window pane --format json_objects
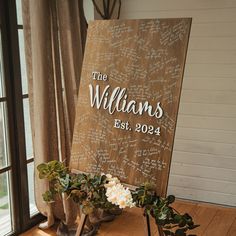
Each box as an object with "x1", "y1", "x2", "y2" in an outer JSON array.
[
  {"x1": 27, "y1": 162, "x2": 38, "y2": 216},
  {"x1": 0, "y1": 102, "x2": 9, "y2": 169},
  {"x1": 23, "y1": 98, "x2": 33, "y2": 159},
  {"x1": 18, "y1": 30, "x2": 28, "y2": 95},
  {"x1": 16, "y1": 0, "x2": 23, "y2": 25},
  {"x1": 0, "y1": 30, "x2": 5, "y2": 98},
  {"x1": 0, "y1": 172, "x2": 13, "y2": 235}
]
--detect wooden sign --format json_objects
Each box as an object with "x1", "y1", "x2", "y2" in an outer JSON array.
[{"x1": 70, "y1": 18, "x2": 191, "y2": 196}]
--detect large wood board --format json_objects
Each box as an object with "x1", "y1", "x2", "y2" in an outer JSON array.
[{"x1": 70, "y1": 18, "x2": 191, "y2": 196}]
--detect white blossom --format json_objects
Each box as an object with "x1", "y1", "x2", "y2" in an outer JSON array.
[{"x1": 104, "y1": 174, "x2": 135, "y2": 209}]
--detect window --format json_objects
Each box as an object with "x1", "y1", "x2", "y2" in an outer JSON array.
[
  {"x1": 16, "y1": 0, "x2": 37, "y2": 217},
  {"x1": 0, "y1": 0, "x2": 44, "y2": 235}
]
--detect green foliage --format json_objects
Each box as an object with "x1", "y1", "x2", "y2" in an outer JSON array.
[
  {"x1": 37, "y1": 161, "x2": 199, "y2": 236},
  {"x1": 37, "y1": 160, "x2": 69, "y2": 204},
  {"x1": 66, "y1": 173, "x2": 115, "y2": 214},
  {"x1": 37, "y1": 160, "x2": 68, "y2": 181},
  {"x1": 37, "y1": 161, "x2": 116, "y2": 214},
  {"x1": 132, "y1": 183, "x2": 199, "y2": 236},
  {"x1": 42, "y1": 190, "x2": 55, "y2": 203}
]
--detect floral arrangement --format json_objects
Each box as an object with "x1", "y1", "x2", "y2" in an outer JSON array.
[
  {"x1": 104, "y1": 174, "x2": 135, "y2": 208},
  {"x1": 37, "y1": 161, "x2": 199, "y2": 236}
]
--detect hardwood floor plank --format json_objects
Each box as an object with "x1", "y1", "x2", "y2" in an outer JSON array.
[
  {"x1": 20, "y1": 227, "x2": 56, "y2": 236},
  {"x1": 172, "y1": 200, "x2": 197, "y2": 215},
  {"x1": 187, "y1": 204, "x2": 218, "y2": 235},
  {"x1": 228, "y1": 218, "x2": 236, "y2": 236},
  {"x1": 203, "y1": 209, "x2": 236, "y2": 236},
  {"x1": 21, "y1": 200, "x2": 236, "y2": 236},
  {"x1": 98, "y1": 208, "x2": 147, "y2": 236}
]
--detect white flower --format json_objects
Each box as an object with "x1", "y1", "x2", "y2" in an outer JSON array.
[
  {"x1": 103, "y1": 173, "x2": 134, "y2": 208},
  {"x1": 106, "y1": 174, "x2": 112, "y2": 179},
  {"x1": 104, "y1": 173, "x2": 120, "y2": 188},
  {"x1": 104, "y1": 180, "x2": 118, "y2": 188},
  {"x1": 105, "y1": 181, "x2": 135, "y2": 209}
]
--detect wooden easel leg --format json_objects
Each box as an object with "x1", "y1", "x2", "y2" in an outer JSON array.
[
  {"x1": 75, "y1": 213, "x2": 88, "y2": 236},
  {"x1": 157, "y1": 225, "x2": 164, "y2": 236},
  {"x1": 146, "y1": 214, "x2": 151, "y2": 236}
]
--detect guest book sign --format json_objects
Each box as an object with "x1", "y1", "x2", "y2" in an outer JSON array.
[{"x1": 70, "y1": 18, "x2": 191, "y2": 196}]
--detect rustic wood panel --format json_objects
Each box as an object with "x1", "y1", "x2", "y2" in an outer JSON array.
[
  {"x1": 170, "y1": 163, "x2": 236, "y2": 182},
  {"x1": 187, "y1": 51, "x2": 236, "y2": 64},
  {"x1": 169, "y1": 175, "x2": 236, "y2": 195},
  {"x1": 179, "y1": 103, "x2": 236, "y2": 118},
  {"x1": 188, "y1": 37, "x2": 236, "y2": 51},
  {"x1": 181, "y1": 90, "x2": 236, "y2": 105},
  {"x1": 172, "y1": 151, "x2": 236, "y2": 169},
  {"x1": 70, "y1": 19, "x2": 191, "y2": 196},
  {"x1": 184, "y1": 63, "x2": 236, "y2": 77},
  {"x1": 173, "y1": 139, "x2": 236, "y2": 156},
  {"x1": 177, "y1": 115, "x2": 236, "y2": 131},
  {"x1": 168, "y1": 186, "x2": 236, "y2": 206},
  {"x1": 190, "y1": 22, "x2": 236, "y2": 37},
  {"x1": 182, "y1": 79, "x2": 236, "y2": 91},
  {"x1": 175, "y1": 127, "x2": 236, "y2": 144}
]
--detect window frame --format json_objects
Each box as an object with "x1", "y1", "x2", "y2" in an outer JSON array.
[{"x1": 0, "y1": 0, "x2": 44, "y2": 235}]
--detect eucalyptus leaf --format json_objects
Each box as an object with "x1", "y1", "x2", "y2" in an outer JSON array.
[
  {"x1": 167, "y1": 195, "x2": 175, "y2": 204},
  {"x1": 37, "y1": 163, "x2": 48, "y2": 171},
  {"x1": 175, "y1": 228, "x2": 187, "y2": 236}
]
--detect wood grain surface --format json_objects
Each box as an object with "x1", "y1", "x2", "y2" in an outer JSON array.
[{"x1": 70, "y1": 18, "x2": 191, "y2": 196}]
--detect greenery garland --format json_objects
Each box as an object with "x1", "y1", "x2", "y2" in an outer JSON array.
[{"x1": 37, "y1": 160, "x2": 199, "y2": 236}]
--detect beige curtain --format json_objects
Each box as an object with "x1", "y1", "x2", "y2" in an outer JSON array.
[{"x1": 22, "y1": 0, "x2": 87, "y2": 229}]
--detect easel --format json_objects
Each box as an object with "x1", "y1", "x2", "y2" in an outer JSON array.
[
  {"x1": 71, "y1": 170, "x2": 165, "y2": 236},
  {"x1": 145, "y1": 214, "x2": 165, "y2": 236},
  {"x1": 75, "y1": 210, "x2": 164, "y2": 236},
  {"x1": 75, "y1": 213, "x2": 87, "y2": 236}
]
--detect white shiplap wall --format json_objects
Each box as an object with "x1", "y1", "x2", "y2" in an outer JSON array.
[{"x1": 120, "y1": 0, "x2": 236, "y2": 206}]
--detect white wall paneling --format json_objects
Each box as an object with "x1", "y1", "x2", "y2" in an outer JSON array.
[{"x1": 120, "y1": 0, "x2": 236, "y2": 206}]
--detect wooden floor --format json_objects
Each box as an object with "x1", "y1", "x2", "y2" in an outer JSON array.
[{"x1": 21, "y1": 200, "x2": 236, "y2": 236}]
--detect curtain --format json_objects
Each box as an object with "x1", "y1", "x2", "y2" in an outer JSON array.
[{"x1": 22, "y1": 0, "x2": 87, "y2": 229}]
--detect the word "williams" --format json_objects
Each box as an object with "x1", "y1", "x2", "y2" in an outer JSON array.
[{"x1": 89, "y1": 84, "x2": 163, "y2": 119}]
